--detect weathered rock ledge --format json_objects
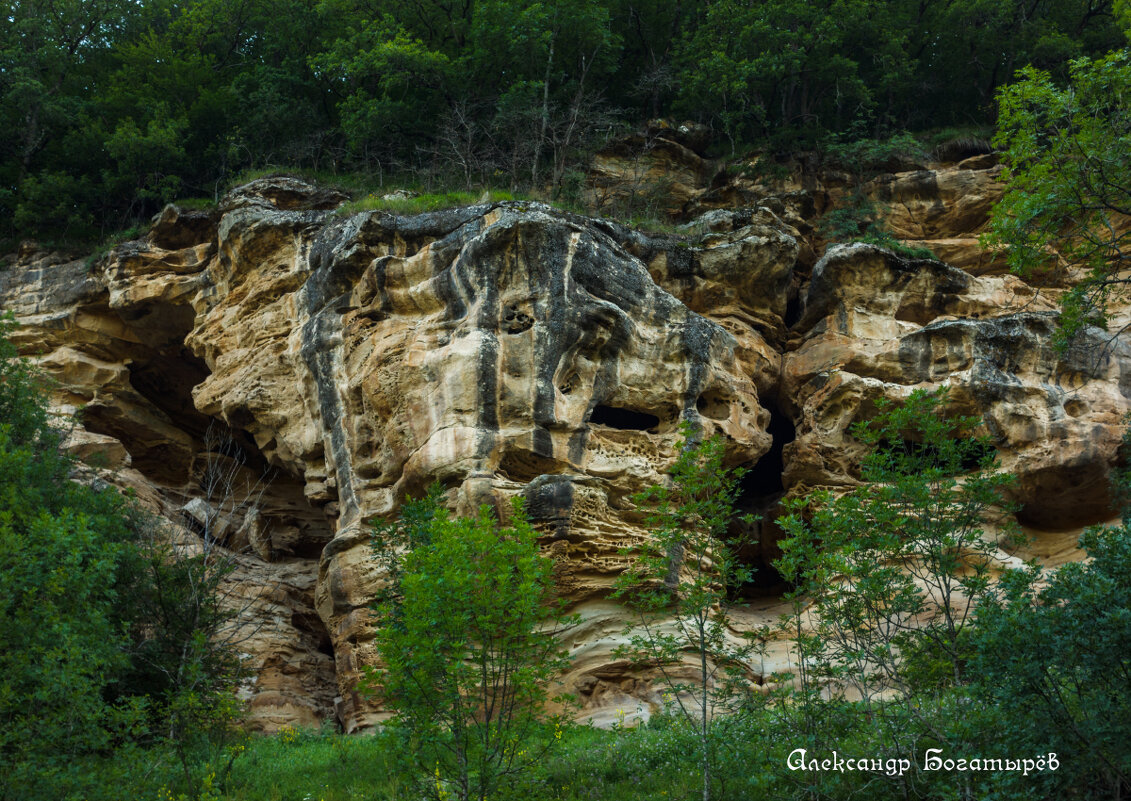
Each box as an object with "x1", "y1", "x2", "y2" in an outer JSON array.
[{"x1": 3, "y1": 171, "x2": 1127, "y2": 730}]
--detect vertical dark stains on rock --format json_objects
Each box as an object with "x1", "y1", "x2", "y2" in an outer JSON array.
[
  {"x1": 525, "y1": 223, "x2": 570, "y2": 453},
  {"x1": 300, "y1": 311, "x2": 360, "y2": 525},
  {"x1": 679, "y1": 313, "x2": 717, "y2": 421},
  {"x1": 431, "y1": 218, "x2": 503, "y2": 462},
  {"x1": 568, "y1": 232, "x2": 642, "y2": 454},
  {"x1": 297, "y1": 223, "x2": 369, "y2": 525}
]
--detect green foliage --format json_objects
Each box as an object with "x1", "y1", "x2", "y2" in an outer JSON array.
[
  {"x1": 366, "y1": 489, "x2": 575, "y2": 801},
  {"x1": 780, "y1": 389, "x2": 1015, "y2": 696},
  {"x1": 767, "y1": 388, "x2": 1043, "y2": 799},
  {"x1": 985, "y1": 50, "x2": 1131, "y2": 348},
  {"x1": 819, "y1": 193, "x2": 937, "y2": 261},
  {"x1": 821, "y1": 130, "x2": 927, "y2": 174},
  {"x1": 0, "y1": 316, "x2": 247, "y2": 800},
  {"x1": 2, "y1": 0, "x2": 1124, "y2": 242},
  {"x1": 969, "y1": 524, "x2": 1131, "y2": 799},
  {"x1": 0, "y1": 315, "x2": 142, "y2": 799},
  {"x1": 613, "y1": 422, "x2": 757, "y2": 801}
]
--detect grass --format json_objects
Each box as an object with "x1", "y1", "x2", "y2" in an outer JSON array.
[
  {"x1": 918, "y1": 124, "x2": 995, "y2": 151},
  {"x1": 337, "y1": 188, "x2": 518, "y2": 216},
  {"x1": 224, "y1": 728, "x2": 401, "y2": 801},
  {"x1": 85, "y1": 223, "x2": 149, "y2": 270},
  {"x1": 855, "y1": 231, "x2": 939, "y2": 261},
  {"x1": 47, "y1": 690, "x2": 1070, "y2": 801},
  {"x1": 217, "y1": 718, "x2": 747, "y2": 801}
]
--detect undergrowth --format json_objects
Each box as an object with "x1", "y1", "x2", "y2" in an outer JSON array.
[{"x1": 337, "y1": 188, "x2": 517, "y2": 216}]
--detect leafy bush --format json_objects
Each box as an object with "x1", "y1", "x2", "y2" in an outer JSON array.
[
  {"x1": 0, "y1": 316, "x2": 249, "y2": 801},
  {"x1": 366, "y1": 489, "x2": 575, "y2": 801},
  {"x1": 985, "y1": 51, "x2": 1131, "y2": 347},
  {"x1": 819, "y1": 193, "x2": 937, "y2": 260},
  {"x1": 821, "y1": 130, "x2": 927, "y2": 174},
  {"x1": 969, "y1": 524, "x2": 1131, "y2": 799},
  {"x1": 0, "y1": 316, "x2": 143, "y2": 801}
]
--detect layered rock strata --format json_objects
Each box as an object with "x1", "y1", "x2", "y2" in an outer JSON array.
[{"x1": 3, "y1": 168, "x2": 1127, "y2": 730}]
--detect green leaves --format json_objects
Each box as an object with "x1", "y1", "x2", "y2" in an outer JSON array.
[
  {"x1": 0, "y1": 318, "x2": 142, "y2": 798},
  {"x1": 0, "y1": 316, "x2": 248, "y2": 801},
  {"x1": 368, "y1": 490, "x2": 574, "y2": 801},
  {"x1": 778, "y1": 388, "x2": 1016, "y2": 702},
  {"x1": 986, "y1": 50, "x2": 1131, "y2": 347},
  {"x1": 613, "y1": 421, "x2": 757, "y2": 801},
  {"x1": 969, "y1": 523, "x2": 1131, "y2": 797}
]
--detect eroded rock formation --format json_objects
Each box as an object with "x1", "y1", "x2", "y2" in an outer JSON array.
[{"x1": 3, "y1": 159, "x2": 1128, "y2": 730}]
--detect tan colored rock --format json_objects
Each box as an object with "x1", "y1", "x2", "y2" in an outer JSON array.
[
  {"x1": 863, "y1": 163, "x2": 1005, "y2": 240},
  {"x1": 784, "y1": 243, "x2": 1127, "y2": 540},
  {"x1": 5, "y1": 171, "x2": 1131, "y2": 732},
  {"x1": 180, "y1": 191, "x2": 781, "y2": 729},
  {"x1": 586, "y1": 134, "x2": 711, "y2": 215},
  {"x1": 3, "y1": 178, "x2": 793, "y2": 730},
  {"x1": 903, "y1": 237, "x2": 1010, "y2": 275}
]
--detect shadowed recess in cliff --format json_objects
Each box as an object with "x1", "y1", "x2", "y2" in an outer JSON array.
[
  {"x1": 738, "y1": 400, "x2": 795, "y2": 504},
  {"x1": 198, "y1": 428, "x2": 335, "y2": 561},
  {"x1": 731, "y1": 400, "x2": 796, "y2": 600},
  {"x1": 1015, "y1": 460, "x2": 1118, "y2": 531},
  {"x1": 589, "y1": 405, "x2": 660, "y2": 430}
]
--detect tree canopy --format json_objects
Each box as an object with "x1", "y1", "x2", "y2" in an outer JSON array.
[{"x1": 1, "y1": 0, "x2": 1124, "y2": 244}]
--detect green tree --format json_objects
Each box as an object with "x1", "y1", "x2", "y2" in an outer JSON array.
[
  {"x1": 673, "y1": 0, "x2": 915, "y2": 148},
  {"x1": 969, "y1": 524, "x2": 1131, "y2": 799},
  {"x1": 779, "y1": 389, "x2": 1015, "y2": 698},
  {"x1": 774, "y1": 389, "x2": 1016, "y2": 798},
  {"x1": 0, "y1": 317, "x2": 249, "y2": 800},
  {"x1": 985, "y1": 50, "x2": 1131, "y2": 347},
  {"x1": 613, "y1": 423, "x2": 756, "y2": 801},
  {"x1": 0, "y1": 317, "x2": 138, "y2": 799},
  {"x1": 366, "y1": 489, "x2": 575, "y2": 801}
]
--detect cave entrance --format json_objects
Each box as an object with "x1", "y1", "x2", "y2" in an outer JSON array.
[
  {"x1": 738, "y1": 400, "x2": 795, "y2": 508},
  {"x1": 589, "y1": 404, "x2": 660, "y2": 431},
  {"x1": 730, "y1": 400, "x2": 797, "y2": 601},
  {"x1": 784, "y1": 291, "x2": 803, "y2": 329}
]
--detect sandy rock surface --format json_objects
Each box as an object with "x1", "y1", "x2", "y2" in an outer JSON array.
[{"x1": 3, "y1": 164, "x2": 1127, "y2": 730}]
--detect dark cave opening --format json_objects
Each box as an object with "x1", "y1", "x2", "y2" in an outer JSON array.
[
  {"x1": 730, "y1": 400, "x2": 798, "y2": 601},
  {"x1": 113, "y1": 333, "x2": 334, "y2": 562},
  {"x1": 784, "y1": 291, "x2": 803, "y2": 329},
  {"x1": 127, "y1": 347, "x2": 213, "y2": 439},
  {"x1": 731, "y1": 550, "x2": 791, "y2": 600},
  {"x1": 589, "y1": 404, "x2": 660, "y2": 431},
  {"x1": 739, "y1": 400, "x2": 796, "y2": 504},
  {"x1": 293, "y1": 610, "x2": 335, "y2": 657}
]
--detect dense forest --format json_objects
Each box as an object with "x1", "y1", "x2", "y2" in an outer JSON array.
[
  {"x1": 1, "y1": 0, "x2": 1126, "y2": 244},
  {"x1": 5, "y1": 2, "x2": 1131, "y2": 800}
]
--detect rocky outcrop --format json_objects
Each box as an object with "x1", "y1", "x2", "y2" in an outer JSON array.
[
  {"x1": 782, "y1": 243, "x2": 1126, "y2": 539},
  {"x1": 3, "y1": 166, "x2": 1128, "y2": 731}
]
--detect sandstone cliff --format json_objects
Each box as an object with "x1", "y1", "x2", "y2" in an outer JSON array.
[{"x1": 2, "y1": 158, "x2": 1125, "y2": 731}]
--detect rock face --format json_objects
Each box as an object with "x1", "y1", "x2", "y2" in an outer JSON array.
[
  {"x1": 783, "y1": 243, "x2": 1126, "y2": 533},
  {"x1": 3, "y1": 166, "x2": 1128, "y2": 731}
]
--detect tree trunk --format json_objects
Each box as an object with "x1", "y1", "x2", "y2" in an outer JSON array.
[{"x1": 533, "y1": 31, "x2": 557, "y2": 187}]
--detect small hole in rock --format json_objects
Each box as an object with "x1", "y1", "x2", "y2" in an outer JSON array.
[
  {"x1": 503, "y1": 304, "x2": 534, "y2": 334},
  {"x1": 589, "y1": 405, "x2": 660, "y2": 431},
  {"x1": 696, "y1": 390, "x2": 730, "y2": 420}
]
